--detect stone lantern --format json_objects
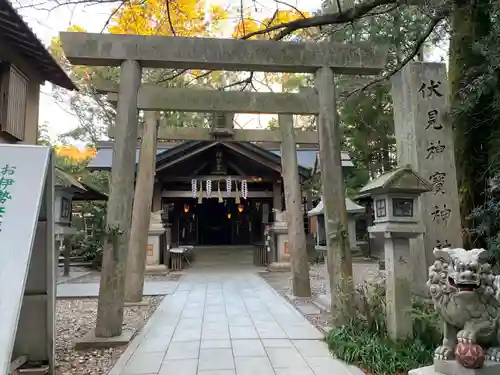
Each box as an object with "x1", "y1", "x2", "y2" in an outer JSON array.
[
  {"x1": 308, "y1": 196, "x2": 365, "y2": 254},
  {"x1": 307, "y1": 196, "x2": 366, "y2": 310},
  {"x1": 357, "y1": 165, "x2": 432, "y2": 342}
]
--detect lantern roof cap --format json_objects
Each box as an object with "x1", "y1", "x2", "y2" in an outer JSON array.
[{"x1": 357, "y1": 165, "x2": 433, "y2": 198}]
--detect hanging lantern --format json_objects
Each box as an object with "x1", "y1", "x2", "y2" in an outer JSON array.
[
  {"x1": 206, "y1": 180, "x2": 212, "y2": 198},
  {"x1": 241, "y1": 180, "x2": 248, "y2": 200},
  {"x1": 191, "y1": 179, "x2": 197, "y2": 199},
  {"x1": 238, "y1": 204, "x2": 244, "y2": 213},
  {"x1": 227, "y1": 212, "x2": 232, "y2": 219},
  {"x1": 183, "y1": 204, "x2": 190, "y2": 213},
  {"x1": 226, "y1": 176, "x2": 232, "y2": 197}
]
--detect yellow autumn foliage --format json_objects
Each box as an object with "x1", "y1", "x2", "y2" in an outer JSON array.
[
  {"x1": 51, "y1": 2, "x2": 311, "y2": 89},
  {"x1": 232, "y1": 9, "x2": 311, "y2": 39},
  {"x1": 108, "y1": 0, "x2": 228, "y2": 37},
  {"x1": 55, "y1": 146, "x2": 96, "y2": 161}
]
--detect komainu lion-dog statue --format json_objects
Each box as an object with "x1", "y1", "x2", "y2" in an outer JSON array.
[{"x1": 427, "y1": 247, "x2": 500, "y2": 367}]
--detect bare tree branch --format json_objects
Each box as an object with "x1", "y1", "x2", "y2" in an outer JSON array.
[
  {"x1": 17, "y1": 0, "x2": 124, "y2": 12},
  {"x1": 241, "y1": 0, "x2": 401, "y2": 40},
  {"x1": 220, "y1": 72, "x2": 255, "y2": 90},
  {"x1": 165, "y1": 0, "x2": 177, "y2": 36},
  {"x1": 343, "y1": 10, "x2": 446, "y2": 101},
  {"x1": 100, "y1": 1, "x2": 127, "y2": 33}
]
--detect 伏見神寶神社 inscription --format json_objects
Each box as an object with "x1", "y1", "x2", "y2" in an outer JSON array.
[
  {"x1": 392, "y1": 62, "x2": 463, "y2": 294},
  {"x1": 417, "y1": 78, "x2": 455, "y2": 249}
]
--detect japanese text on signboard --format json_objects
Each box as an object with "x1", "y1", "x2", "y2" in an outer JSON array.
[{"x1": 0, "y1": 164, "x2": 16, "y2": 232}]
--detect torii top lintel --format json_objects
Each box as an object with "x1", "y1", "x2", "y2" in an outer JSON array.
[{"x1": 59, "y1": 32, "x2": 387, "y2": 75}]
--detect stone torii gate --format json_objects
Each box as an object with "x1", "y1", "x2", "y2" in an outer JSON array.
[
  {"x1": 98, "y1": 81, "x2": 353, "y2": 304},
  {"x1": 98, "y1": 77, "x2": 374, "y2": 305},
  {"x1": 60, "y1": 32, "x2": 386, "y2": 341}
]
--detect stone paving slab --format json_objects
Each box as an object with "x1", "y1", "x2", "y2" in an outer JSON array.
[
  {"x1": 56, "y1": 280, "x2": 179, "y2": 298},
  {"x1": 56, "y1": 270, "x2": 92, "y2": 284},
  {"x1": 107, "y1": 270, "x2": 359, "y2": 375}
]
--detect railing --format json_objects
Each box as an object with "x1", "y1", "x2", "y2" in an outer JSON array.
[{"x1": 253, "y1": 242, "x2": 268, "y2": 266}]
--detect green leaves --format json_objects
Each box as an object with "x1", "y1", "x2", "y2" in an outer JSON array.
[{"x1": 326, "y1": 293, "x2": 441, "y2": 375}]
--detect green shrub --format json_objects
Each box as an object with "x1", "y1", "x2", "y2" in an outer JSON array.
[
  {"x1": 326, "y1": 278, "x2": 442, "y2": 375},
  {"x1": 81, "y1": 236, "x2": 103, "y2": 269},
  {"x1": 327, "y1": 322, "x2": 435, "y2": 375}
]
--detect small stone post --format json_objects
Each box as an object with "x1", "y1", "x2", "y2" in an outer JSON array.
[
  {"x1": 95, "y1": 60, "x2": 142, "y2": 338},
  {"x1": 315, "y1": 66, "x2": 354, "y2": 324},
  {"x1": 125, "y1": 111, "x2": 159, "y2": 303},
  {"x1": 384, "y1": 233, "x2": 413, "y2": 341},
  {"x1": 278, "y1": 114, "x2": 311, "y2": 297}
]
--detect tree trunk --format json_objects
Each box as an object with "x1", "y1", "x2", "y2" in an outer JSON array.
[
  {"x1": 449, "y1": 0, "x2": 492, "y2": 248},
  {"x1": 279, "y1": 114, "x2": 311, "y2": 297}
]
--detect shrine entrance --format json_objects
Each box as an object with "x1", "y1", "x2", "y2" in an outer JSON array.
[
  {"x1": 154, "y1": 141, "x2": 311, "y2": 248},
  {"x1": 166, "y1": 196, "x2": 273, "y2": 247},
  {"x1": 197, "y1": 198, "x2": 233, "y2": 245}
]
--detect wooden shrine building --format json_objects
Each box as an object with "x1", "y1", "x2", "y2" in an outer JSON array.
[
  {"x1": 0, "y1": 0, "x2": 75, "y2": 144},
  {"x1": 89, "y1": 140, "x2": 353, "y2": 247}
]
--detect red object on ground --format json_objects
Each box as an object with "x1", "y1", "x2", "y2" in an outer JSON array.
[{"x1": 455, "y1": 342, "x2": 485, "y2": 369}]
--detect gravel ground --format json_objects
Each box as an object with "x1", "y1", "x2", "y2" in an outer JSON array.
[
  {"x1": 55, "y1": 296, "x2": 162, "y2": 375},
  {"x1": 66, "y1": 272, "x2": 182, "y2": 284},
  {"x1": 309, "y1": 261, "x2": 384, "y2": 296},
  {"x1": 259, "y1": 261, "x2": 384, "y2": 332}
]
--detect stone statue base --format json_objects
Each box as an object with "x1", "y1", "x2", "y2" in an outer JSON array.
[
  {"x1": 145, "y1": 264, "x2": 169, "y2": 275},
  {"x1": 267, "y1": 261, "x2": 291, "y2": 272},
  {"x1": 409, "y1": 360, "x2": 500, "y2": 375}
]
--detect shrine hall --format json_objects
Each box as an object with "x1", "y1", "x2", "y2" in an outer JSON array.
[{"x1": 89, "y1": 140, "x2": 353, "y2": 247}]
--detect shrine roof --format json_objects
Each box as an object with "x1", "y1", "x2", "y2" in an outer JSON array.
[
  {"x1": 88, "y1": 141, "x2": 353, "y2": 170},
  {"x1": 307, "y1": 197, "x2": 365, "y2": 216},
  {"x1": 0, "y1": 0, "x2": 75, "y2": 90},
  {"x1": 55, "y1": 168, "x2": 108, "y2": 200}
]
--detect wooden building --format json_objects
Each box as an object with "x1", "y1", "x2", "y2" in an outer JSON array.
[
  {"x1": 89, "y1": 140, "x2": 354, "y2": 247},
  {"x1": 0, "y1": 0, "x2": 75, "y2": 144}
]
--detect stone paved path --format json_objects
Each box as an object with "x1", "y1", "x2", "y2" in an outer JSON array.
[
  {"x1": 56, "y1": 270, "x2": 91, "y2": 285},
  {"x1": 108, "y1": 270, "x2": 360, "y2": 375},
  {"x1": 57, "y1": 280, "x2": 179, "y2": 298}
]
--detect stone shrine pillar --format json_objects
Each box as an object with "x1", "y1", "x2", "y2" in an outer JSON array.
[
  {"x1": 268, "y1": 210, "x2": 291, "y2": 271},
  {"x1": 278, "y1": 114, "x2": 311, "y2": 297},
  {"x1": 273, "y1": 210, "x2": 290, "y2": 262},
  {"x1": 125, "y1": 111, "x2": 159, "y2": 302},
  {"x1": 392, "y1": 62, "x2": 462, "y2": 295},
  {"x1": 145, "y1": 211, "x2": 167, "y2": 273},
  {"x1": 95, "y1": 59, "x2": 142, "y2": 338}
]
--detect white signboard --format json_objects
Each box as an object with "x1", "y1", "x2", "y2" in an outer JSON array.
[{"x1": 0, "y1": 145, "x2": 52, "y2": 375}]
